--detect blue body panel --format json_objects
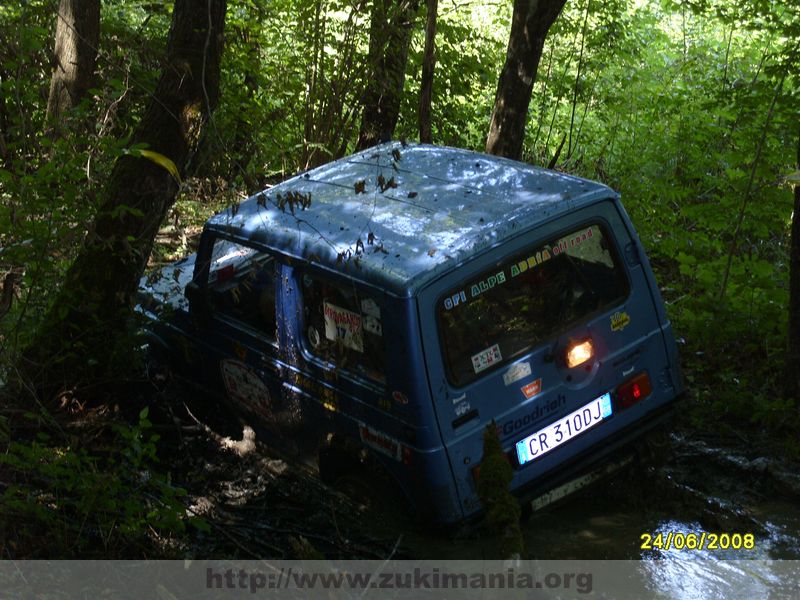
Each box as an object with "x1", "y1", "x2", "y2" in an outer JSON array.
[
  {"x1": 202, "y1": 143, "x2": 613, "y2": 297},
  {"x1": 137, "y1": 142, "x2": 683, "y2": 525}
]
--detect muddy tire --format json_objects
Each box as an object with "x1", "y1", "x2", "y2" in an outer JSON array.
[{"x1": 318, "y1": 444, "x2": 409, "y2": 516}]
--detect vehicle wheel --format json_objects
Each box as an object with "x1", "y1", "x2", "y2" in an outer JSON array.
[{"x1": 319, "y1": 445, "x2": 407, "y2": 516}]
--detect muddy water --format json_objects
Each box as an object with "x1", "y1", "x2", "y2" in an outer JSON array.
[
  {"x1": 361, "y1": 432, "x2": 800, "y2": 596},
  {"x1": 176, "y1": 394, "x2": 799, "y2": 593}
]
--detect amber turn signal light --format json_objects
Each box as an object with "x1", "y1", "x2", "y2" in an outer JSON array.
[{"x1": 565, "y1": 339, "x2": 594, "y2": 368}]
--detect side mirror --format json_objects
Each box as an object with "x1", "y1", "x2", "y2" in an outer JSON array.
[{"x1": 185, "y1": 281, "x2": 211, "y2": 323}]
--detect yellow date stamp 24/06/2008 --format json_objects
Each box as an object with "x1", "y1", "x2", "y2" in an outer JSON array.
[{"x1": 640, "y1": 532, "x2": 755, "y2": 551}]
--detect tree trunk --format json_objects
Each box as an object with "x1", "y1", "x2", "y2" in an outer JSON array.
[
  {"x1": 418, "y1": 0, "x2": 437, "y2": 143},
  {"x1": 356, "y1": 0, "x2": 419, "y2": 151},
  {"x1": 485, "y1": 0, "x2": 568, "y2": 161},
  {"x1": 46, "y1": 0, "x2": 101, "y2": 125},
  {"x1": 787, "y1": 128, "x2": 800, "y2": 404},
  {"x1": 24, "y1": 0, "x2": 227, "y2": 396}
]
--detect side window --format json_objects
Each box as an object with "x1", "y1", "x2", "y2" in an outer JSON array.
[
  {"x1": 207, "y1": 238, "x2": 277, "y2": 339},
  {"x1": 300, "y1": 273, "x2": 385, "y2": 384}
]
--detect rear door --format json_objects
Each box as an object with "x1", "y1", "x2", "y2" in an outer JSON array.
[
  {"x1": 196, "y1": 237, "x2": 289, "y2": 431},
  {"x1": 417, "y1": 199, "x2": 673, "y2": 515}
]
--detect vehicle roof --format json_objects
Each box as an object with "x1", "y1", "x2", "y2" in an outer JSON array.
[{"x1": 205, "y1": 142, "x2": 617, "y2": 296}]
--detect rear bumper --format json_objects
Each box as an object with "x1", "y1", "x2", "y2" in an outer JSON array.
[{"x1": 511, "y1": 396, "x2": 679, "y2": 507}]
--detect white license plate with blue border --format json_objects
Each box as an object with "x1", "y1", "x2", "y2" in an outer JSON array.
[{"x1": 516, "y1": 393, "x2": 613, "y2": 465}]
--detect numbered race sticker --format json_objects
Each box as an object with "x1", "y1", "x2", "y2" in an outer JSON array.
[
  {"x1": 323, "y1": 301, "x2": 364, "y2": 352},
  {"x1": 516, "y1": 393, "x2": 613, "y2": 466},
  {"x1": 471, "y1": 343, "x2": 502, "y2": 374}
]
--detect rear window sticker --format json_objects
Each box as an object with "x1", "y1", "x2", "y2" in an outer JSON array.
[
  {"x1": 323, "y1": 301, "x2": 364, "y2": 352},
  {"x1": 443, "y1": 290, "x2": 467, "y2": 310},
  {"x1": 611, "y1": 311, "x2": 631, "y2": 331},
  {"x1": 221, "y1": 359, "x2": 271, "y2": 416},
  {"x1": 471, "y1": 343, "x2": 502, "y2": 374},
  {"x1": 469, "y1": 271, "x2": 507, "y2": 299},
  {"x1": 510, "y1": 249, "x2": 551, "y2": 277},
  {"x1": 363, "y1": 315, "x2": 383, "y2": 336},
  {"x1": 503, "y1": 361, "x2": 532, "y2": 386},
  {"x1": 360, "y1": 297, "x2": 381, "y2": 318},
  {"x1": 521, "y1": 378, "x2": 542, "y2": 400}
]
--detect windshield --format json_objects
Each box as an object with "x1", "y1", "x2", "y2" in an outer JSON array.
[{"x1": 438, "y1": 224, "x2": 629, "y2": 386}]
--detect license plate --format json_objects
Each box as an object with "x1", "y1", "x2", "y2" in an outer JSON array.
[{"x1": 515, "y1": 393, "x2": 613, "y2": 466}]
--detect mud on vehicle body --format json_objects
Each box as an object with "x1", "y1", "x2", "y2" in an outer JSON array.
[{"x1": 137, "y1": 142, "x2": 684, "y2": 525}]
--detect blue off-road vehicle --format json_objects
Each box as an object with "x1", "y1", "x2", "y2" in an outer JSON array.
[{"x1": 137, "y1": 142, "x2": 683, "y2": 524}]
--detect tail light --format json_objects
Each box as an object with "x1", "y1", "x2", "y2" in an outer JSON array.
[{"x1": 615, "y1": 372, "x2": 652, "y2": 409}]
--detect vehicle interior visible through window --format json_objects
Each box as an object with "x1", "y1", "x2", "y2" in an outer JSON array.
[{"x1": 439, "y1": 224, "x2": 629, "y2": 386}]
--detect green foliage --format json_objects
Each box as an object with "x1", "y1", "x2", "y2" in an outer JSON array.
[
  {"x1": 477, "y1": 422, "x2": 524, "y2": 559},
  {"x1": 396, "y1": 2, "x2": 510, "y2": 148},
  {"x1": 0, "y1": 407, "x2": 200, "y2": 557},
  {"x1": 515, "y1": 0, "x2": 798, "y2": 426},
  {"x1": 0, "y1": 0, "x2": 169, "y2": 373}
]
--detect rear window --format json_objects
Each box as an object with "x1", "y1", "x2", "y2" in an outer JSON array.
[{"x1": 438, "y1": 224, "x2": 629, "y2": 386}]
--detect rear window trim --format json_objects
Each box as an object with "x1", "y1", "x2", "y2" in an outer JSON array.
[
  {"x1": 205, "y1": 236, "x2": 281, "y2": 343},
  {"x1": 434, "y1": 217, "x2": 632, "y2": 389}
]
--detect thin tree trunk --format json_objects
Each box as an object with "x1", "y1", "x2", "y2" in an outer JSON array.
[
  {"x1": 566, "y1": 0, "x2": 590, "y2": 160},
  {"x1": 485, "y1": 0, "x2": 567, "y2": 161},
  {"x1": 718, "y1": 72, "x2": 786, "y2": 302},
  {"x1": 23, "y1": 0, "x2": 227, "y2": 396},
  {"x1": 418, "y1": 0, "x2": 437, "y2": 143},
  {"x1": 302, "y1": 0, "x2": 325, "y2": 167},
  {"x1": 787, "y1": 128, "x2": 800, "y2": 403},
  {"x1": 530, "y1": 37, "x2": 556, "y2": 152},
  {"x1": 356, "y1": 0, "x2": 419, "y2": 151},
  {"x1": 46, "y1": 0, "x2": 101, "y2": 126}
]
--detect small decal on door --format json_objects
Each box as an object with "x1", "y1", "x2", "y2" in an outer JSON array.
[{"x1": 359, "y1": 424, "x2": 402, "y2": 461}]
